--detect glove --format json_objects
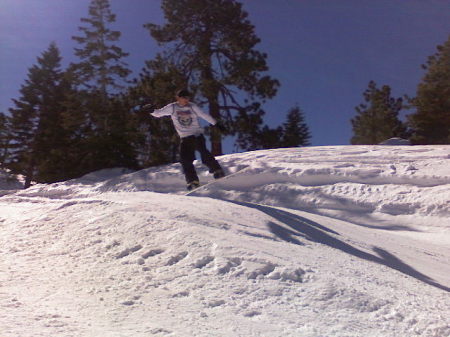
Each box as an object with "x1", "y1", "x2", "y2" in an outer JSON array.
[
  {"x1": 141, "y1": 103, "x2": 155, "y2": 113},
  {"x1": 214, "y1": 122, "x2": 226, "y2": 133}
]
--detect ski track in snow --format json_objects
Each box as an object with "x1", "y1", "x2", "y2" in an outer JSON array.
[{"x1": 0, "y1": 145, "x2": 449, "y2": 337}]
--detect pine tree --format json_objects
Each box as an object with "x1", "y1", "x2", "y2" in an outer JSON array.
[
  {"x1": 233, "y1": 105, "x2": 266, "y2": 151},
  {"x1": 234, "y1": 105, "x2": 311, "y2": 150},
  {"x1": 7, "y1": 43, "x2": 69, "y2": 187},
  {"x1": 145, "y1": 0, "x2": 279, "y2": 155},
  {"x1": 259, "y1": 125, "x2": 284, "y2": 149},
  {"x1": 408, "y1": 35, "x2": 450, "y2": 144},
  {"x1": 281, "y1": 106, "x2": 311, "y2": 147},
  {"x1": 57, "y1": 78, "x2": 93, "y2": 179},
  {"x1": 71, "y1": 0, "x2": 130, "y2": 96},
  {"x1": 351, "y1": 81, "x2": 407, "y2": 145},
  {"x1": 126, "y1": 56, "x2": 186, "y2": 167},
  {"x1": 70, "y1": 0, "x2": 137, "y2": 172},
  {"x1": 0, "y1": 112, "x2": 10, "y2": 167}
]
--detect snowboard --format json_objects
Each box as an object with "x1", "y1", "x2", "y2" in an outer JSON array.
[{"x1": 185, "y1": 167, "x2": 250, "y2": 196}]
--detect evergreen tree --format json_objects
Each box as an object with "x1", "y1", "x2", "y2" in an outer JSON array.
[
  {"x1": 70, "y1": 0, "x2": 137, "y2": 172},
  {"x1": 0, "y1": 112, "x2": 10, "y2": 167},
  {"x1": 145, "y1": 0, "x2": 279, "y2": 155},
  {"x1": 233, "y1": 106, "x2": 266, "y2": 151},
  {"x1": 351, "y1": 81, "x2": 407, "y2": 145},
  {"x1": 126, "y1": 56, "x2": 186, "y2": 167},
  {"x1": 234, "y1": 105, "x2": 311, "y2": 150},
  {"x1": 259, "y1": 125, "x2": 284, "y2": 149},
  {"x1": 71, "y1": 0, "x2": 130, "y2": 96},
  {"x1": 281, "y1": 106, "x2": 311, "y2": 147},
  {"x1": 57, "y1": 78, "x2": 93, "y2": 179},
  {"x1": 7, "y1": 43, "x2": 69, "y2": 187},
  {"x1": 408, "y1": 35, "x2": 450, "y2": 144}
]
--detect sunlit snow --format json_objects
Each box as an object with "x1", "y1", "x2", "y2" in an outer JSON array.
[{"x1": 1, "y1": 145, "x2": 449, "y2": 337}]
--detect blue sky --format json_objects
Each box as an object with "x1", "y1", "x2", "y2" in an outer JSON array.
[{"x1": 1, "y1": 0, "x2": 449, "y2": 152}]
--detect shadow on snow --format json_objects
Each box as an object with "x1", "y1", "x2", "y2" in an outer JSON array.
[{"x1": 227, "y1": 200, "x2": 450, "y2": 293}]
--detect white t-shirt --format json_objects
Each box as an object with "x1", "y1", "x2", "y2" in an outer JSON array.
[{"x1": 151, "y1": 102, "x2": 217, "y2": 138}]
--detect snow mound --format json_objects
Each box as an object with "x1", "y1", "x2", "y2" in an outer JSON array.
[
  {"x1": 1, "y1": 145, "x2": 449, "y2": 336},
  {"x1": 76, "y1": 167, "x2": 135, "y2": 184},
  {"x1": 189, "y1": 146, "x2": 450, "y2": 235},
  {"x1": 379, "y1": 137, "x2": 411, "y2": 145}
]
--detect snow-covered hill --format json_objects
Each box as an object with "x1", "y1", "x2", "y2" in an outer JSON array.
[{"x1": 1, "y1": 145, "x2": 449, "y2": 337}]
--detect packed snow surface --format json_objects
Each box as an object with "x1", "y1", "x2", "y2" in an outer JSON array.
[{"x1": 1, "y1": 145, "x2": 449, "y2": 337}]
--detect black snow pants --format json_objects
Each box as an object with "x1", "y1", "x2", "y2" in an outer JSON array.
[{"x1": 179, "y1": 134, "x2": 222, "y2": 184}]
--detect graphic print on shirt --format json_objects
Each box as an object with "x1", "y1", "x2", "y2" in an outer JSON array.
[{"x1": 175, "y1": 109, "x2": 193, "y2": 128}]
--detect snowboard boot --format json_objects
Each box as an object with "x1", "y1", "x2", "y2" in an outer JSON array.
[
  {"x1": 213, "y1": 169, "x2": 225, "y2": 179},
  {"x1": 187, "y1": 180, "x2": 200, "y2": 191}
]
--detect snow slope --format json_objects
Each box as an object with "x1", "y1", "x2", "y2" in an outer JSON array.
[{"x1": 1, "y1": 145, "x2": 449, "y2": 337}]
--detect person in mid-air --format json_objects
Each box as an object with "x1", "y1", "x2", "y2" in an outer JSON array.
[{"x1": 144, "y1": 89, "x2": 225, "y2": 191}]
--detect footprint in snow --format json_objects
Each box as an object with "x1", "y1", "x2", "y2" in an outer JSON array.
[
  {"x1": 207, "y1": 299, "x2": 225, "y2": 308},
  {"x1": 243, "y1": 310, "x2": 262, "y2": 317},
  {"x1": 115, "y1": 244, "x2": 142, "y2": 259},
  {"x1": 141, "y1": 248, "x2": 164, "y2": 259},
  {"x1": 193, "y1": 255, "x2": 214, "y2": 269},
  {"x1": 166, "y1": 251, "x2": 188, "y2": 266},
  {"x1": 247, "y1": 263, "x2": 276, "y2": 280},
  {"x1": 215, "y1": 257, "x2": 242, "y2": 275}
]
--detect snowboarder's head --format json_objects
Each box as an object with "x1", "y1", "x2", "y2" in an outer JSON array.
[
  {"x1": 176, "y1": 89, "x2": 191, "y2": 106},
  {"x1": 176, "y1": 89, "x2": 191, "y2": 98}
]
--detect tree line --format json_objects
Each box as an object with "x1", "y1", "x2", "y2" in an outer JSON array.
[
  {"x1": 0, "y1": 0, "x2": 310, "y2": 187},
  {"x1": 1, "y1": 0, "x2": 448, "y2": 188},
  {"x1": 351, "y1": 34, "x2": 450, "y2": 145}
]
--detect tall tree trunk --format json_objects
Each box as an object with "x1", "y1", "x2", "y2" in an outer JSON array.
[
  {"x1": 199, "y1": 31, "x2": 223, "y2": 155},
  {"x1": 209, "y1": 100, "x2": 222, "y2": 156},
  {"x1": 24, "y1": 156, "x2": 35, "y2": 189},
  {"x1": 205, "y1": 91, "x2": 222, "y2": 156}
]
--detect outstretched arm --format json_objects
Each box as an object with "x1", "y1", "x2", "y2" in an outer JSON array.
[
  {"x1": 191, "y1": 103, "x2": 227, "y2": 132},
  {"x1": 150, "y1": 103, "x2": 173, "y2": 118},
  {"x1": 191, "y1": 104, "x2": 217, "y2": 125}
]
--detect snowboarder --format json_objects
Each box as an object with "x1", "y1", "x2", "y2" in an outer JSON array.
[{"x1": 143, "y1": 89, "x2": 226, "y2": 191}]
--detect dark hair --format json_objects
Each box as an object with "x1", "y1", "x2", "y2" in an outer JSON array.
[{"x1": 176, "y1": 89, "x2": 191, "y2": 98}]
